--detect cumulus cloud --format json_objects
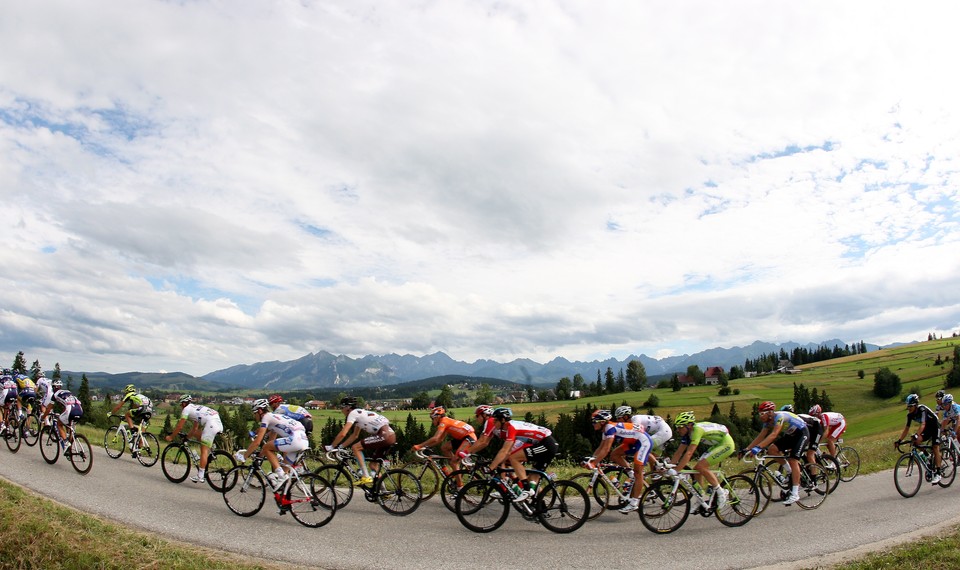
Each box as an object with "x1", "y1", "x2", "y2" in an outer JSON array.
[{"x1": 1, "y1": 0, "x2": 959, "y2": 375}]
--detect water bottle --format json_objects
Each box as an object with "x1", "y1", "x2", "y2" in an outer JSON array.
[
  {"x1": 693, "y1": 481, "x2": 704, "y2": 496},
  {"x1": 547, "y1": 472, "x2": 557, "y2": 481},
  {"x1": 511, "y1": 482, "x2": 523, "y2": 498}
]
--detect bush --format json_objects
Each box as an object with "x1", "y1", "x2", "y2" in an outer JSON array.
[
  {"x1": 643, "y1": 394, "x2": 660, "y2": 408},
  {"x1": 873, "y1": 367, "x2": 903, "y2": 398}
]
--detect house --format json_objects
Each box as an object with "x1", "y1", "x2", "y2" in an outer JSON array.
[
  {"x1": 677, "y1": 374, "x2": 696, "y2": 387},
  {"x1": 304, "y1": 400, "x2": 326, "y2": 410},
  {"x1": 569, "y1": 390, "x2": 582, "y2": 399},
  {"x1": 777, "y1": 360, "x2": 795, "y2": 373},
  {"x1": 704, "y1": 366, "x2": 725, "y2": 385}
]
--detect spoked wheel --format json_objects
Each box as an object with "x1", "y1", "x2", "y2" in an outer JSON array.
[
  {"x1": 161, "y1": 444, "x2": 191, "y2": 483},
  {"x1": 314, "y1": 464, "x2": 354, "y2": 509},
  {"x1": 103, "y1": 427, "x2": 126, "y2": 459},
  {"x1": 222, "y1": 466, "x2": 266, "y2": 517},
  {"x1": 455, "y1": 479, "x2": 509, "y2": 533},
  {"x1": 938, "y1": 449, "x2": 958, "y2": 488},
  {"x1": 533, "y1": 479, "x2": 590, "y2": 533},
  {"x1": 894, "y1": 454, "x2": 922, "y2": 498},
  {"x1": 639, "y1": 479, "x2": 691, "y2": 534},
  {"x1": 714, "y1": 475, "x2": 759, "y2": 527},
  {"x1": 287, "y1": 473, "x2": 337, "y2": 528},
  {"x1": 837, "y1": 446, "x2": 860, "y2": 482},
  {"x1": 135, "y1": 433, "x2": 161, "y2": 467},
  {"x1": 4, "y1": 420, "x2": 21, "y2": 452},
  {"x1": 21, "y1": 414, "x2": 40, "y2": 447},
  {"x1": 68, "y1": 434, "x2": 93, "y2": 475},
  {"x1": 569, "y1": 472, "x2": 607, "y2": 520},
  {"x1": 818, "y1": 454, "x2": 842, "y2": 494},
  {"x1": 205, "y1": 450, "x2": 237, "y2": 492},
  {"x1": 795, "y1": 462, "x2": 829, "y2": 510},
  {"x1": 415, "y1": 462, "x2": 443, "y2": 501},
  {"x1": 440, "y1": 468, "x2": 481, "y2": 513},
  {"x1": 39, "y1": 426, "x2": 60, "y2": 464},
  {"x1": 376, "y1": 469, "x2": 422, "y2": 516}
]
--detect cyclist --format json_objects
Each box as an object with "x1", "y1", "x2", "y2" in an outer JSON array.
[
  {"x1": 326, "y1": 396, "x2": 396, "y2": 486},
  {"x1": 463, "y1": 407, "x2": 558, "y2": 501},
  {"x1": 235, "y1": 398, "x2": 310, "y2": 489},
  {"x1": 165, "y1": 395, "x2": 224, "y2": 484},
  {"x1": 267, "y1": 394, "x2": 313, "y2": 436},
  {"x1": 896, "y1": 393, "x2": 941, "y2": 484},
  {"x1": 36, "y1": 373, "x2": 54, "y2": 425},
  {"x1": 619, "y1": 406, "x2": 673, "y2": 469},
  {"x1": 0, "y1": 370, "x2": 19, "y2": 431},
  {"x1": 935, "y1": 390, "x2": 946, "y2": 413},
  {"x1": 809, "y1": 404, "x2": 846, "y2": 458},
  {"x1": 110, "y1": 384, "x2": 153, "y2": 436},
  {"x1": 782, "y1": 404, "x2": 823, "y2": 468},
  {"x1": 15, "y1": 371, "x2": 38, "y2": 416},
  {"x1": 412, "y1": 406, "x2": 476, "y2": 471},
  {"x1": 940, "y1": 394, "x2": 960, "y2": 433},
  {"x1": 49, "y1": 380, "x2": 83, "y2": 448},
  {"x1": 670, "y1": 411, "x2": 734, "y2": 508},
  {"x1": 584, "y1": 409, "x2": 652, "y2": 514},
  {"x1": 744, "y1": 401, "x2": 810, "y2": 506}
]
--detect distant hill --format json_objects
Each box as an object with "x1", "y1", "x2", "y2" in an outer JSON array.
[{"x1": 58, "y1": 371, "x2": 234, "y2": 394}]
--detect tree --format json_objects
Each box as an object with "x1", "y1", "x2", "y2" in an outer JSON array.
[
  {"x1": 30, "y1": 359, "x2": 42, "y2": 379},
  {"x1": 411, "y1": 391, "x2": 431, "y2": 409},
  {"x1": 162, "y1": 413, "x2": 173, "y2": 436},
  {"x1": 615, "y1": 369, "x2": 626, "y2": 393},
  {"x1": 686, "y1": 365, "x2": 705, "y2": 385},
  {"x1": 604, "y1": 368, "x2": 615, "y2": 394},
  {"x1": 556, "y1": 377, "x2": 572, "y2": 400},
  {"x1": 873, "y1": 367, "x2": 903, "y2": 398},
  {"x1": 623, "y1": 360, "x2": 644, "y2": 391},
  {"x1": 670, "y1": 374, "x2": 681, "y2": 392},
  {"x1": 78, "y1": 374, "x2": 92, "y2": 419},
  {"x1": 436, "y1": 385, "x2": 454, "y2": 409},
  {"x1": 946, "y1": 346, "x2": 960, "y2": 389},
  {"x1": 474, "y1": 383, "x2": 495, "y2": 406},
  {"x1": 12, "y1": 351, "x2": 27, "y2": 374},
  {"x1": 572, "y1": 374, "x2": 586, "y2": 393},
  {"x1": 53, "y1": 363, "x2": 62, "y2": 381}
]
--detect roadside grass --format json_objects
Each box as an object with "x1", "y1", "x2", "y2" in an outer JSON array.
[
  {"x1": 0, "y1": 479, "x2": 287, "y2": 570},
  {"x1": 824, "y1": 526, "x2": 960, "y2": 570}
]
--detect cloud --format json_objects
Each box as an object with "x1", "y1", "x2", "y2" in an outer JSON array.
[{"x1": 1, "y1": 1, "x2": 959, "y2": 375}]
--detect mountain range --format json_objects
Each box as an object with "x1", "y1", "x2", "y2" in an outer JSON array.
[{"x1": 195, "y1": 338, "x2": 882, "y2": 391}]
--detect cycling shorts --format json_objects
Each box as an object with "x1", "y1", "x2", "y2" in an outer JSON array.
[
  {"x1": 518, "y1": 435, "x2": 559, "y2": 472},
  {"x1": 825, "y1": 419, "x2": 846, "y2": 440},
  {"x1": 59, "y1": 405, "x2": 82, "y2": 425},
  {"x1": 697, "y1": 433, "x2": 736, "y2": 466},
  {"x1": 618, "y1": 432, "x2": 654, "y2": 465},
  {"x1": 199, "y1": 416, "x2": 223, "y2": 448},
  {"x1": 275, "y1": 432, "x2": 310, "y2": 464},
  {"x1": 776, "y1": 427, "x2": 810, "y2": 460},
  {"x1": 362, "y1": 426, "x2": 397, "y2": 460}
]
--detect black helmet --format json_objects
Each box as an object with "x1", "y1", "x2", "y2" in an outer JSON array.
[
  {"x1": 492, "y1": 407, "x2": 512, "y2": 421},
  {"x1": 340, "y1": 396, "x2": 358, "y2": 409}
]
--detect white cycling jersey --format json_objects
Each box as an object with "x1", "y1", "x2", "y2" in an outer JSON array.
[
  {"x1": 630, "y1": 414, "x2": 673, "y2": 450},
  {"x1": 345, "y1": 408, "x2": 391, "y2": 434}
]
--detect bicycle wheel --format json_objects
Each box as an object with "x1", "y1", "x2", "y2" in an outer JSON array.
[
  {"x1": 599, "y1": 466, "x2": 633, "y2": 510},
  {"x1": 205, "y1": 450, "x2": 236, "y2": 492},
  {"x1": 796, "y1": 461, "x2": 829, "y2": 510},
  {"x1": 5, "y1": 420, "x2": 21, "y2": 452},
  {"x1": 21, "y1": 413, "x2": 40, "y2": 447},
  {"x1": 135, "y1": 433, "x2": 160, "y2": 467},
  {"x1": 894, "y1": 454, "x2": 922, "y2": 498},
  {"x1": 222, "y1": 466, "x2": 266, "y2": 517},
  {"x1": 39, "y1": 425, "x2": 60, "y2": 464},
  {"x1": 440, "y1": 468, "x2": 481, "y2": 513},
  {"x1": 455, "y1": 479, "x2": 510, "y2": 533},
  {"x1": 818, "y1": 453, "x2": 842, "y2": 494},
  {"x1": 570, "y1": 472, "x2": 607, "y2": 520},
  {"x1": 288, "y1": 473, "x2": 337, "y2": 528},
  {"x1": 715, "y1": 475, "x2": 759, "y2": 527},
  {"x1": 738, "y1": 468, "x2": 774, "y2": 515},
  {"x1": 938, "y1": 448, "x2": 958, "y2": 488},
  {"x1": 161, "y1": 444, "x2": 191, "y2": 483},
  {"x1": 639, "y1": 479, "x2": 691, "y2": 534},
  {"x1": 837, "y1": 446, "x2": 860, "y2": 482},
  {"x1": 376, "y1": 468, "x2": 422, "y2": 516},
  {"x1": 103, "y1": 426, "x2": 126, "y2": 459},
  {"x1": 534, "y1": 479, "x2": 589, "y2": 533},
  {"x1": 415, "y1": 461, "x2": 443, "y2": 501},
  {"x1": 315, "y1": 464, "x2": 354, "y2": 509},
  {"x1": 68, "y1": 434, "x2": 93, "y2": 475}
]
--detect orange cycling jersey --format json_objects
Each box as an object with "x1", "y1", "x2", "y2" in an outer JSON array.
[{"x1": 437, "y1": 416, "x2": 476, "y2": 440}]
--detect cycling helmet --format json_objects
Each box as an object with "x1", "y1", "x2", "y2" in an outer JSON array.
[
  {"x1": 178, "y1": 394, "x2": 193, "y2": 404},
  {"x1": 674, "y1": 411, "x2": 695, "y2": 427},
  {"x1": 52, "y1": 379, "x2": 63, "y2": 390},
  {"x1": 340, "y1": 396, "x2": 358, "y2": 409},
  {"x1": 268, "y1": 394, "x2": 283, "y2": 406},
  {"x1": 936, "y1": 390, "x2": 945, "y2": 400},
  {"x1": 37, "y1": 371, "x2": 45, "y2": 378},
  {"x1": 430, "y1": 406, "x2": 446, "y2": 418},
  {"x1": 780, "y1": 404, "x2": 794, "y2": 413},
  {"x1": 615, "y1": 405, "x2": 633, "y2": 418},
  {"x1": 475, "y1": 405, "x2": 493, "y2": 417},
  {"x1": 252, "y1": 398, "x2": 270, "y2": 412},
  {"x1": 758, "y1": 401, "x2": 776, "y2": 413},
  {"x1": 905, "y1": 393, "x2": 919, "y2": 407},
  {"x1": 492, "y1": 407, "x2": 513, "y2": 421},
  {"x1": 808, "y1": 404, "x2": 823, "y2": 416},
  {"x1": 944, "y1": 394, "x2": 955, "y2": 406},
  {"x1": 592, "y1": 409, "x2": 613, "y2": 423}
]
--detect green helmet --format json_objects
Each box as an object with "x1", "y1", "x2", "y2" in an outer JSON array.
[
  {"x1": 124, "y1": 384, "x2": 136, "y2": 394},
  {"x1": 674, "y1": 411, "x2": 696, "y2": 427}
]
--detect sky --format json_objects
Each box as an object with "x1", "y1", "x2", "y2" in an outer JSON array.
[{"x1": 2, "y1": 1, "x2": 959, "y2": 377}]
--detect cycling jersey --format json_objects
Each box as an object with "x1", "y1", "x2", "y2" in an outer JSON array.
[
  {"x1": 259, "y1": 412, "x2": 306, "y2": 438},
  {"x1": 122, "y1": 392, "x2": 153, "y2": 411},
  {"x1": 54, "y1": 389, "x2": 83, "y2": 424},
  {"x1": 798, "y1": 413, "x2": 823, "y2": 448},
  {"x1": 1, "y1": 377, "x2": 19, "y2": 404},
  {"x1": 907, "y1": 404, "x2": 941, "y2": 443},
  {"x1": 681, "y1": 422, "x2": 734, "y2": 465},
  {"x1": 603, "y1": 421, "x2": 653, "y2": 464},
  {"x1": 345, "y1": 408, "x2": 391, "y2": 434},
  {"x1": 630, "y1": 414, "x2": 673, "y2": 450},
  {"x1": 15, "y1": 375, "x2": 36, "y2": 391},
  {"x1": 276, "y1": 403, "x2": 312, "y2": 421},
  {"x1": 36, "y1": 377, "x2": 54, "y2": 408},
  {"x1": 484, "y1": 420, "x2": 552, "y2": 444},
  {"x1": 942, "y1": 404, "x2": 960, "y2": 428},
  {"x1": 820, "y1": 411, "x2": 847, "y2": 440},
  {"x1": 764, "y1": 411, "x2": 807, "y2": 435},
  {"x1": 434, "y1": 416, "x2": 476, "y2": 442},
  {"x1": 181, "y1": 404, "x2": 223, "y2": 447}
]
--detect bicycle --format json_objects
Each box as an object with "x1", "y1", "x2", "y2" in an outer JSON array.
[
  {"x1": 315, "y1": 447, "x2": 422, "y2": 516},
  {"x1": 103, "y1": 414, "x2": 160, "y2": 467},
  {"x1": 637, "y1": 464, "x2": 759, "y2": 534},
  {"x1": 20, "y1": 398, "x2": 42, "y2": 447},
  {"x1": 410, "y1": 447, "x2": 452, "y2": 501},
  {"x1": 808, "y1": 444, "x2": 842, "y2": 494},
  {"x1": 438, "y1": 455, "x2": 494, "y2": 513},
  {"x1": 739, "y1": 452, "x2": 829, "y2": 512},
  {"x1": 454, "y1": 467, "x2": 590, "y2": 534},
  {"x1": 569, "y1": 457, "x2": 636, "y2": 519},
  {"x1": 38, "y1": 415, "x2": 93, "y2": 475},
  {"x1": 161, "y1": 433, "x2": 236, "y2": 492},
  {"x1": 2, "y1": 403, "x2": 23, "y2": 453},
  {"x1": 893, "y1": 440, "x2": 956, "y2": 497},
  {"x1": 940, "y1": 429, "x2": 960, "y2": 482},
  {"x1": 832, "y1": 438, "x2": 861, "y2": 482},
  {"x1": 222, "y1": 449, "x2": 337, "y2": 528}
]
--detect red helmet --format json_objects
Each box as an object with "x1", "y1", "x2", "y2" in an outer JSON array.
[
  {"x1": 475, "y1": 405, "x2": 493, "y2": 417},
  {"x1": 808, "y1": 404, "x2": 822, "y2": 416},
  {"x1": 267, "y1": 394, "x2": 283, "y2": 406},
  {"x1": 758, "y1": 401, "x2": 776, "y2": 413}
]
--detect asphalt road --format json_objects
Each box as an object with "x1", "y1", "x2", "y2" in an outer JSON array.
[{"x1": 2, "y1": 443, "x2": 959, "y2": 570}]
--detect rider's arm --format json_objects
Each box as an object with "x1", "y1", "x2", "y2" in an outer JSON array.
[
  {"x1": 489, "y1": 437, "x2": 515, "y2": 471},
  {"x1": 416, "y1": 425, "x2": 446, "y2": 450}
]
